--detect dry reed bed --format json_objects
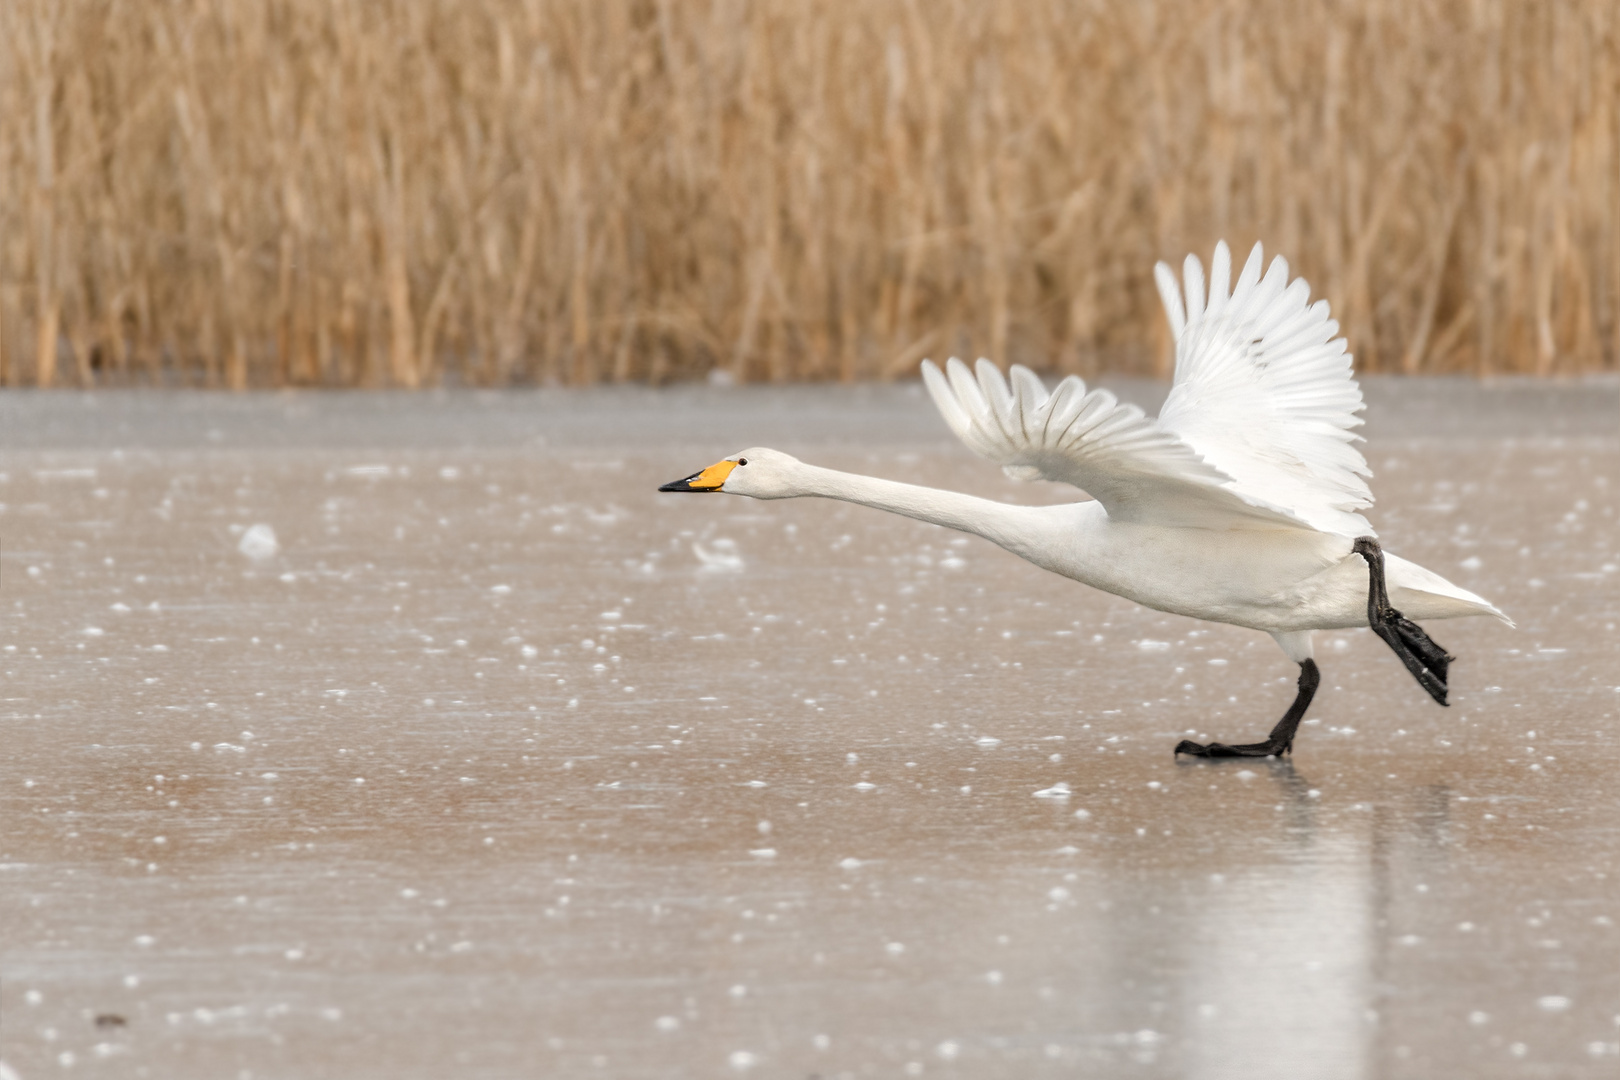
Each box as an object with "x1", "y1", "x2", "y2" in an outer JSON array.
[{"x1": 0, "y1": 0, "x2": 1617, "y2": 388}]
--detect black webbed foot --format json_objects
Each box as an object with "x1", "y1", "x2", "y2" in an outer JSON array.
[
  {"x1": 1174, "y1": 738, "x2": 1291, "y2": 759},
  {"x1": 1393, "y1": 615, "x2": 1451, "y2": 681},
  {"x1": 1352, "y1": 537, "x2": 1454, "y2": 706},
  {"x1": 1174, "y1": 659, "x2": 1319, "y2": 759}
]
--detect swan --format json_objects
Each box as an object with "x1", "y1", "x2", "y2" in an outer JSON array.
[{"x1": 660, "y1": 242, "x2": 1510, "y2": 757}]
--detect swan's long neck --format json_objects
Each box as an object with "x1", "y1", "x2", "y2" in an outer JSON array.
[{"x1": 789, "y1": 462, "x2": 1052, "y2": 554}]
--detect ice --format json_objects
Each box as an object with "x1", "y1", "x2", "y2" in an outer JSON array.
[
  {"x1": 693, "y1": 537, "x2": 744, "y2": 572},
  {"x1": 2, "y1": 386, "x2": 1618, "y2": 1079},
  {"x1": 237, "y1": 523, "x2": 279, "y2": 560}
]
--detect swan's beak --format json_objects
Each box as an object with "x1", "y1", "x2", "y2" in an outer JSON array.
[{"x1": 659, "y1": 458, "x2": 737, "y2": 493}]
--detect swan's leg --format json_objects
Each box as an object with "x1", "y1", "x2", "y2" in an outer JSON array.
[
  {"x1": 1351, "y1": 537, "x2": 1452, "y2": 706},
  {"x1": 1175, "y1": 659, "x2": 1320, "y2": 758}
]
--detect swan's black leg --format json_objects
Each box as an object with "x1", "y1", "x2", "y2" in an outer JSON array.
[
  {"x1": 1351, "y1": 536, "x2": 1453, "y2": 706},
  {"x1": 1175, "y1": 659, "x2": 1320, "y2": 758}
]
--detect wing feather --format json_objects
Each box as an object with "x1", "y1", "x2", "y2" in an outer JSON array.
[
  {"x1": 921, "y1": 357, "x2": 1309, "y2": 530},
  {"x1": 1154, "y1": 263, "x2": 1187, "y2": 337},
  {"x1": 920, "y1": 240, "x2": 1374, "y2": 537},
  {"x1": 1156, "y1": 241, "x2": 1374, "y2": 537}
]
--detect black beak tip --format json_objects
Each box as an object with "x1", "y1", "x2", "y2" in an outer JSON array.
[{"x1": 659, "y1": 470, "x2": 713, "y2": 493}]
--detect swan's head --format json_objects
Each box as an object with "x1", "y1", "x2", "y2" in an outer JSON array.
[{"x1": 658, "y1": 447, "x2": 802, "y2": 499}]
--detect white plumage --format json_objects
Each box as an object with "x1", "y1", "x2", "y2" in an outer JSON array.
[
  {"x1": 1156, "y1": 242, "x2": 1373, "y2": 537},
  {"x1": 922, "y1": 241, "x2": 1371, "y2": 536},
  {"x1": 661, "y1": 241, "x2": 1510, "y2": 755}
]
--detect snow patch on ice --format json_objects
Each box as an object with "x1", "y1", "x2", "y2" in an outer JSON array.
[
  {"x1": 238, "y1": 524, "x2": 279, "y2": 560},
  {"x1": 694, "y1": 538, "x2": 744, "y2": 572}
]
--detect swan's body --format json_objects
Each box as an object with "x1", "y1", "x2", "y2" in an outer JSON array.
[
  {"x1": 662, "y1": 242, "x2": 1509, "y2": 755},
  {"x1": 705, "y1": 457, "x2": 1497, "y2": 642}
]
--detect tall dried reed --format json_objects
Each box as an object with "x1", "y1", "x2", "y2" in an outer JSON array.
[{"x1": 1, "y1": 0, "x2": 1616, "y2": 387}]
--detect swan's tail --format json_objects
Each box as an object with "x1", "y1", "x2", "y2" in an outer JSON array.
[{"x1": 1384, "y1": 551, "x2": 1514, "y2": 628}]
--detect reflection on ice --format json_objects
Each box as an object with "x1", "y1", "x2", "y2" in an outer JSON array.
[{"x1": 1183, "y1": 788, "x2": 1370, "y2": 1080}]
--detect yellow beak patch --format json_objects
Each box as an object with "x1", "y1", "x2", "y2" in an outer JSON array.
[
  {"x1": 658, "y1": 458, "x2": 738, "y2": 492},
  {"x1": 689, "y1": 459, "x2": 738, "y2": 489}
]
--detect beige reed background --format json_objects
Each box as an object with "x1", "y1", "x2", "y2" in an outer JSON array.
[{"x1": 1, "y1": 0, "x2": 1617, "y2": 388}]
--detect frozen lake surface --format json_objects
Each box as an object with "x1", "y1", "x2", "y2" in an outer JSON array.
[{"x1": 2, "y1": 380, "x2": 1618, "y2": 1079}]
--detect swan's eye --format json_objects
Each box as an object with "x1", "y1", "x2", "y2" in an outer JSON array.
[{"x1": 737, "y1": 458, "x2": 748, "y2": 466}]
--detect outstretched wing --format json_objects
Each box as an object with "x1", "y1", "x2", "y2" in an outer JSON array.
[
  {"x1": 1154, "y1": 241, "x2": 1373, "y2": 538},
  {"x1": 921, "y1": 357, "x2": 1309, "y2": 530}
]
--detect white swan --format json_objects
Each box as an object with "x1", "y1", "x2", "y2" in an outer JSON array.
[{"x1": 661, "y1": 242, "x2": 1510, "y2": 757}]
